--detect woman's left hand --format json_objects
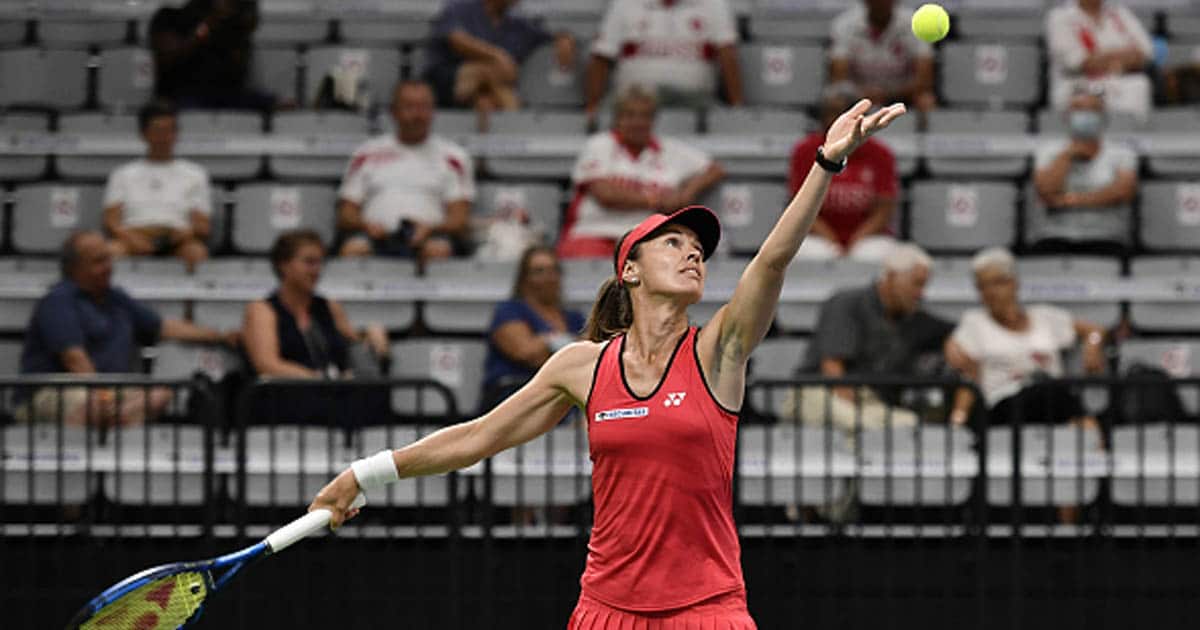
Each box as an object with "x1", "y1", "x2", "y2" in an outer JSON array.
[
  {"x1": 1083, "y1": 343, "x2": 1106, "y2": 374},
  {"x1": 823, "y1": 99, "x2": 907, "y2": 163}
]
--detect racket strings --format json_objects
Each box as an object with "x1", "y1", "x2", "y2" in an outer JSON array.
[{"x1": 80, "y1": 572, "x2": 209, "y2": 630}]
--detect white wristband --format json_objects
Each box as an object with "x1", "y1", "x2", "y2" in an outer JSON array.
[{"x1": 350, "y1": 450, "x2": 399, "y2": 495}]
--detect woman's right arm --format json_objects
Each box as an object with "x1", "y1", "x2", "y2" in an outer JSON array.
[
  {"x1": 242, "y1": 301, "x2": 321, "y2": 378},
  {"x1": 311, "y1": 342, "x2": 596, "y2": 525}
]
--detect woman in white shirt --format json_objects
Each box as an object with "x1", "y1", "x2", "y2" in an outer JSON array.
[
  {"x1": 1045, "y1": 0, "x2": 1154, "y2": 119},
  {"x1": 944, "y1": 248, "x2": 1108, "y2": 428}
]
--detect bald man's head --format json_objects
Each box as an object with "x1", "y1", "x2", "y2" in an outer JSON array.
[{"x1": 61, "y1": 231, "x2": 113, "y2": 295}]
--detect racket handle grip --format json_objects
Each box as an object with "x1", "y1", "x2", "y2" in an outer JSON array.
[{"x1": 266, "y1": 493, "x2": 367, "y2": 554}]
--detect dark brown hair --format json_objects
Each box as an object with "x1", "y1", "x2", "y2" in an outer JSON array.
[
  {"x1": 582, "y1": 231, "x2": 640, "y2": 342},
  {"x1": 269, "y1": 229, "x2": 325, "y2": 279},
  {"x1": 511, "y1": 245, "x2": 560, "y2": 299}
]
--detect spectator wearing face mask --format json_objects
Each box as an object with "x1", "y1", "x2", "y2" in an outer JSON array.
[{"x1": 1030, "y1": 88, "x2": 1137, "y2": 256}]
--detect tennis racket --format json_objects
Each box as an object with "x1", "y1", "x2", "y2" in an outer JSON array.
[{"x1": 65, "y1": 493, "x2": 366, "y2": 630}]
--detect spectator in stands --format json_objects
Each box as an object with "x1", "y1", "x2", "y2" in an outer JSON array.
[
  {"x1": 17, "y1": 231, "x2": 236, "y2": 426},
  {"x1": 558, "y1": 85, "x2": 724, "y2": 259},
  {"x1": 789, "y1": 88, "x2": 899, "y2": 262},
  {"x1": 784, "y1": 244, "x2": 954, "y2": 431},
  {"x1": 829, "y1": 0, "x2": 937, "y2": 113},
  {"x1": 336, "y1": 81, "x2": 475, "y2": 264},
  {"x1": 584, "y1": 0, "x2": 743, "y2": 121},
  {"x1": 149, "y1": 0, "x2": 276, "y2": 111},
  {"x1": 104, "y1": 101, "x2": 212, "y2": 272},
  {"x1": 424, "y1": 0, "x2": 576, "y2": 121},
  {"x1": 1046, "y1": 0, "x2": 1153, "y2": 119},
  {"x1": 242, "y1": 230, "x2": 389, "y2": 380},
  {"x1": 482, "y1": 246, "x2": 585, "y2": 409},
  {"x1": 944, "y1": 248, "x2": 1107, "y2": 429},
  {"x1": 1031, "y1": 88, "x2": 1137, "y2": 256}
]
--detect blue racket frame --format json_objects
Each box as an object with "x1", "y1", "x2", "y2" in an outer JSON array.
[{"x1": 65, "y1": 541, "x2": 269, "y2": 629}]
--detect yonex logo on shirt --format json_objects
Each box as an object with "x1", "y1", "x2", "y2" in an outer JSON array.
[
  {"x1": 595, "y1": 407, "x2": 650, "y2": 423},
  {"x1": 663, "y1": 392, "x2": 687, "y2": 407}
]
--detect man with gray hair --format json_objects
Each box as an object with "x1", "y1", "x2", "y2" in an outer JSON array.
[{"x1": 785, "y1": 243, "x2": 955, "y2": 430}]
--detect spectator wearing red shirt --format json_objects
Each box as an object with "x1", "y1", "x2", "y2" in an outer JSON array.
[{"x1": 788, "y1": 93, "x2": 899, "y2": 261}]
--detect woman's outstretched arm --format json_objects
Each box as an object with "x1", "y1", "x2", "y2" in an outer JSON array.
[
  {"x1": 712, "y1": 99, "x2": 907, "y2": 362},
  {"x1": 308, "y1": 342, "x2": 599, "y2": 526}
]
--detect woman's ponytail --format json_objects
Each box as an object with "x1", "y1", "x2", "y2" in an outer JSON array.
[{"x1": 582, "y1": 276, "x2": 633, "y2": 342}]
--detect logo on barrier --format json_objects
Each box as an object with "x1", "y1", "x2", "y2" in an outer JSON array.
[{"x1": 664, "y1": 392, "x2": 687, "y2": 407}]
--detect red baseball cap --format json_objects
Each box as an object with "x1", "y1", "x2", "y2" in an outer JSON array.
[{"x1": 614, "y1": 205, "x2": 722, "y2": 275}]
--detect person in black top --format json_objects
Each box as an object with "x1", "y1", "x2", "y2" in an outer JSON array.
[
  {"x1": 148, "y1": 0, "x2": 276, "y2": 110},
  {"x1": 241, "y1": 230, "x2": 389, "y2": 424}
]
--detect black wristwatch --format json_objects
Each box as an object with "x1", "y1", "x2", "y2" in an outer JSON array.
[{"x1": 816, "y1": 145, "x2": 847, "y2": 174}]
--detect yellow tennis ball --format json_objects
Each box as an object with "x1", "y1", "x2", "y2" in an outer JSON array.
[{"x1": 911, "y1": 4, "x2": 950, "y2": 43}]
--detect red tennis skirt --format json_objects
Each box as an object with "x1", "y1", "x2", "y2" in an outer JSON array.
[{"x1": 567, "y1": 590, "x2": 757, "y2": 629}]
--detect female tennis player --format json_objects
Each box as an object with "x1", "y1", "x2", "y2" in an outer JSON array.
[{"x1": 309, "y1": 98, "x2": 906, "y2": 627}]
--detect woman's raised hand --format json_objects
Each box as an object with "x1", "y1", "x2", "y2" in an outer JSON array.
[{"x1": 822, "y1": 99, "x2": 907, "y2": 163}]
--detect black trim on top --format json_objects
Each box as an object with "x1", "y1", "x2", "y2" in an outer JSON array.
[
  {"x1": 584, "y1": 337, "x2": 615, "y2": 416},
  {"x1": 692, "y1": 326, "x2": 742, "y2": 416},
  {"x1": 617, "y1": 327, "x2": 690, "y2": 401}
]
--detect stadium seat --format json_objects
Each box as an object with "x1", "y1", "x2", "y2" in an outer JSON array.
[
  {"x1": 0, "y1": 18, "x2": 27, "y2": 45},
  {"x1": 542, "y1": 15, "x2": 599, "y2": 40},
  {"x1": 151, "y1": 340, "x2": 245, "y2": 382},
  {"x1": 738, "y1": 43, "x2": 825, "y2": 107},
  {"x1": 875, "y1": 111, "x2": 919, "y2": 178},
  {"x1": 1128, "y1": 257, "x2": 1200, "y2": 332},
  {"x1": 953, "y1": 9, "x2": 1042, "y2": 42},
  {"x1": 939, "y1": 42, "x2": 1041, "y2": 108},
  {"x1": 3, "y1": 424, "x2": 97, "y2": 504},
  {"x1": 707, "y1": 107, "x2": 812, "y2": 178},
  {"x1": 0, "y1": 339, "x2": 21, "y2": 374},
  {"x1": 192, "y1": 258, "x2": 275, "y2": 330},
  {"x1": 858, "y1": 425, "x2": 978, "y2": 506},
  {"x1": 97, "y1": 47, "x2": 155, "y2": 110},
  {"x1": 231, "y1": 183, "x2": 337, "y2": 253},
  {"x1": 113, "y1": 258, "x2": 190, "y2": 321},
  {"x1": 1167, "y1": 11, "x2": 1200, "y2": 37},
  {"x1": 0, "y1": 257, "x2": 57, "y2": 332},
  {"x1": 738, "y1": 425, "x2": 855, "y2": 507},
  {"x1": 1036, "y1": 108, "x2": 1145, "y2": 134},
  {"x1": 253, "y1": 15, "x2": 330, "y2": 45},
  {"x1": 237, "y1": 425, "x2": 354, "y2": 507},
  {"x1": 486, "y1": 110, "x2": 587, "y2": 179},
  {"x1": 0, "y1": 48, "x2": 88, "y2": 108},
  {"x1": 518, "y1": 44, "x2": 585, "y2": 108},
  {"x1": 1017, "y1": 256, "x2": 1123, "y2": 326},
  {"x1": 775, "y1": 259, "x2": 877, "y2": 333},
  {"x1": 909, "y1": 180, "x2": 1018, "y2": 253},
  {"x1": 36, "y1": 17, "x2": 128, "y2": 47},
  {"x1": 320, "y1": 258, "x2": 418, "y2": 331},
  {"x1": 178, "y1": 111, "x2": 265, "y2": 180},
  {"x1": 270, "y1": 110, "x2": 370, "y2": 180},
  {"x1": 1139, "y1": 180, "x2": 1200, "y2": 252},
  {"x1": 698, "y1": 181, "x2": 789, "y2": 256},
  {"x1": 1147, "y1": 107, "x2": 1200, "y2": 177},
  {"x1": 746, "y1": 337, "x2": 810, "y2": 419},
  {"x1": 390, "y1": 339, "x2": 488, "y2": 417},
  {"x1": 925, "y1": 109, "x2": 1030, "y2": 177},
  {"x1": 747, "y1": 9, "x2": 837, "y2": 42},
  {"x1": 56, "y1": 112, "x2": 138, "y2": 180},
  {"x1": 429, "y1": 109, "x2": 480, "y2": 136},
  {"x1": 1111, "y1": 424, "x2": 1200, "y2": 507},
  {"x1": 249, "y1": 47, "x2": 301, "y2": 106},
  {"x1": 0, "y1": 112, "x2": 49, "y2": 181},
  {"x1": 475, "y1": 181, "x2": 564, "y2": 244},
  {"x1": 355, "y1": 425, "x2": 451, "y2": 506},
  {"x1": 101, "y1": 423, "x2": 209, "y2": 506},
  {"x1": 11, "y1": 183, "x2": 103, "y2": 254},
  {"x1": 595, "y1": 107, "x2": 698, "y2": 135},
  {"x1": 1117, "y1": 338, "x2": 1200, "y2": 414},
  {"x1": 339, "y1": 16, "x2": 432, "y2": 46},
  {"x1": 304, "y1": 46, "x2": 402, "y2": 108},
  {"x1": 986, "y1": 425, "x2": 1106, "y2": 506},
  {"x1": 463, "y1": 423, "x2": 592, "y2": 507},
  {"x1": 562, "y1": 257, "x2": 611, "y2": 315},
  {"x1": 422, "y1": 258, "x2": 518, "y2": 333}
]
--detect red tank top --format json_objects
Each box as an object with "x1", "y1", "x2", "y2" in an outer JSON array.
[{"x1": 581, "y1": 326, "x2": 745, "y2": 611}]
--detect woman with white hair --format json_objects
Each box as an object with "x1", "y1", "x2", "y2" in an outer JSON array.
[{"x1": 944, "y1": 247, "x2": 1108, "y2": 427}]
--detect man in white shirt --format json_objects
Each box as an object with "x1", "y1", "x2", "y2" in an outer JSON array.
[
  {"x1": 337, "y1": 81, "x2": 475, "y2": 262},
  {"x1": 1031, "y1": 88, "x2": 1138, "y2": 256},
  {"x1": 1046, "y1": 0, "x2": 1153, "y2": 119},
  {"x1": 103, "y1": 101, "x2": 212, "y2": 271},
  {"x1": 559, "y1": 85, "x2": 724, "y2": 259},
  {"x1": 584, "y1": 0, "x2": 743, "y2": 121},
  {"x1": 829, "y1": 0, "x2": 936, "y2": 111}
]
